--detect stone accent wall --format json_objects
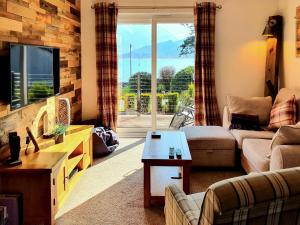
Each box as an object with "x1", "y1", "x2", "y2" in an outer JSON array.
[{"x1": 0, "y1": 0, "x2": 81, "y2": 149}]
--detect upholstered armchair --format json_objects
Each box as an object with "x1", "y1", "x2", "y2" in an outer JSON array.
[{"x1": 165, "y1": 167, "x2": 300, "y2": 225}]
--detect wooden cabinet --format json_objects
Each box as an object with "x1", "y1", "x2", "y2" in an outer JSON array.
[{"x1": 0, "y1": 125, "x2": 93, "y2": 225}]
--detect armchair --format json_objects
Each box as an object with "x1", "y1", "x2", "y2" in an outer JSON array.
[{"x1": 165, "y1": 167, "x2": 300, "y2": 225}]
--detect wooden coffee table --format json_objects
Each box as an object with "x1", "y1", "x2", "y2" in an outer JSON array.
[{"x1": 141, "y1": 131, "x2": 192, "y2": 207}]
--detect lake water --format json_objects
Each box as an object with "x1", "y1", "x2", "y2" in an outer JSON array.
[{"x1": 118, "y1": 57, "x2": 194, "y2": 82}]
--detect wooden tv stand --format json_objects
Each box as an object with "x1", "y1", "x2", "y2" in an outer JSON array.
[{"x1": 0, "y1": 125, "x2": 93, "y2": 225}]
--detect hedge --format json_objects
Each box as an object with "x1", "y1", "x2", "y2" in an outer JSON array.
[
  {"x1": 163, "y1": 93, "x2": 179, "y2": 113},
  {"x1": 125, "y1": 94, "x2": 136, "y2": 110},
  {"x1": 157, "y1": 94, "x2": 163, "y2": 112},
  {"x1": 141, "y1": 93, "x2": 151, "y2": 113},
  {"x1": 121, "y1": 92, "x2": 179, "y2": 114}
]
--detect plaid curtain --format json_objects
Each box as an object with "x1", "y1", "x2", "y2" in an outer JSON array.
[
  {"x1": 194, "y1": 2, "x2": 221, "y2": 126},
  {"x1": 95, "y1": 2, "x2": 118, "y2": 131}
]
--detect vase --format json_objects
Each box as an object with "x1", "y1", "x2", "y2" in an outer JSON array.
[{"x1": 55, "y1": 134, "x2": 64, "y2": 144}]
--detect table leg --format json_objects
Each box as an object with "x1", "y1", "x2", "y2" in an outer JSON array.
[
  {"x1": 182, "y1": 165, "x2": 190, "y2": 194},
  {"x1": 144, "y1": 163, "x2": 151, "y2": 207}
]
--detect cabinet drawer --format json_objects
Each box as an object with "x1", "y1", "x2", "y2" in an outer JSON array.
[{"x1": 191, "y1": 149, "x2": 235, "y2": 167}]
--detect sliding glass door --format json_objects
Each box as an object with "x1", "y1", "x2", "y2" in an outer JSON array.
[
  {"x1": 117, "y1": 17, "x2": 194, "y2": 135},
  {"x1": 155, "y1": 22, "x2": 195, "y2": 130},
  {"x1": 117, "y1": 24, "x2": 152, "y2": 132}
]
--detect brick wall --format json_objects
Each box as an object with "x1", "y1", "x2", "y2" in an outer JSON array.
[{"x1": 0, "y1": 0, "x2": 81, "y2": 149}]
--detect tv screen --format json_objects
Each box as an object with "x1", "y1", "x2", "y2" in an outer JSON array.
[{"x1": 9, "y1": 44, "x2": 60, "y2": 110}]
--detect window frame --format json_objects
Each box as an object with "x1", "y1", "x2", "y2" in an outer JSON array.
[{"x1": 118, "y1": 13, "x2": 194, "y2": 130}]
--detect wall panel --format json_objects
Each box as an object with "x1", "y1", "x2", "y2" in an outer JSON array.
[{"x1": 0, "y1": 0, "x2": 81, "y2": 149}]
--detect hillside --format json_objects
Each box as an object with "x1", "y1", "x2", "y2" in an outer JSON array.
[{"x1": 121, "y1": 40, "x2": 194, "y2": 59}]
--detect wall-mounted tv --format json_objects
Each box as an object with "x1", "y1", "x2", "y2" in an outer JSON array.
[{"x1": 0, "y1": 44, "x2": 60, "y2": 110}]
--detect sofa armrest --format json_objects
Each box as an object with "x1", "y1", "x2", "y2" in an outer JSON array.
[
  {"x1": 270, "y1": 145, "x2": 300, "y2": 170},
  {"x1": 222, "y1": 106, "x2": 231, "y2": 129},
  {"x1": 165, "y1": 184, "x2": 200, "y2": 225}
]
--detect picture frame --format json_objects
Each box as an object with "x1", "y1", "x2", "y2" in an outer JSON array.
[{"x1": 296, "y1": 6, "x2": 300, "y2": 57}]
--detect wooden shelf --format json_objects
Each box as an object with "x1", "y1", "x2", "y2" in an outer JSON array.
[
  {"x1": 150, "y1": 166, "x2": 183, "y2": 196},
  {"x1": 67, "y1": 154, "x2": 83, "y2": 176}
]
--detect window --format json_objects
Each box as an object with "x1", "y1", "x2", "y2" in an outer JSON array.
[{"x1": 117, "y1": 17, "x2": 194, "y2": 134}]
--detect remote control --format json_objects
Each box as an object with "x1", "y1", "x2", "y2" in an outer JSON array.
[
  {"x1": 169, "y1": 147, "x2": 175, "y2": 159},
  {"x1": 176, "y1": 149, "x2": 182, "y2": 159}
]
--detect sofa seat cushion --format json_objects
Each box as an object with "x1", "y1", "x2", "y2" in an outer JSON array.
[
  {"x1": 181, "y1": 126, "x2": 235, "y2": 150},
  {"x1": 242, "y1": 139, "x2": 272, "y2": 172},
  {"x1": 230, "y1": 129, "x2": 275, "y2": 149},
  {"x1": 188, "y1": 192, "x2": 205, "y2": 210}
]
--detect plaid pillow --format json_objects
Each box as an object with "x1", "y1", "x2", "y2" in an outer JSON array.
[{"x1": 268, "y1": 95, "x2": 297, "y2": 130}]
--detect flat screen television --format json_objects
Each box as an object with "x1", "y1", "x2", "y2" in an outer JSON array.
[{"x1": 0, "y1": 44, "x2": 60, "y2": 110}]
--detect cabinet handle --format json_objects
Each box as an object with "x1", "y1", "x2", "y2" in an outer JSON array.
[
  {"x1": 53, "y1": 198, "x2": 56, "y2": 206},
  {"x1": 53, "y1": 179, "x2": 55, "y2": 186}
]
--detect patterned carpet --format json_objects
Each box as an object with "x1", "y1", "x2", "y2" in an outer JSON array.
[{"x1": 56, "y1": 138, "x2": 244, "y2": 225}]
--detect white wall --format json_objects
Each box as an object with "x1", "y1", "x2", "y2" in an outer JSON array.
[
  {"x1": 81, "y1": 0, "x2": 98, "y2": 120},
  {"x1": 81, "y1": 0, "x2": 278, "y2": 120},
  {"x1": 277, "y1": 0, "x2": 300, "y2": 90}
]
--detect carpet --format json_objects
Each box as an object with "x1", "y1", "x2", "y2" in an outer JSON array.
[{"x1": 56, "y1": 138, "x2": 244, "y2": 225}]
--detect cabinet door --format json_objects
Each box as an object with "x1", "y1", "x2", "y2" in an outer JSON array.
[{"x1": 56, "y1": 158, "x2": 68, "y2": 207}]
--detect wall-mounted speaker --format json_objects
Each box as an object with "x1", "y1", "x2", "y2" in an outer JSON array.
[{"x1": 58, "y1": 98, "x2": 71, "y2": 125}]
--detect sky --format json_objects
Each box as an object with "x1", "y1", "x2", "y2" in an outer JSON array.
[
  {"x1": 117, "y1": 23, "x2": 193, "y2": 53},
  {"x1": 117, "y1": 23, "x2": 195, "y2": 82}
]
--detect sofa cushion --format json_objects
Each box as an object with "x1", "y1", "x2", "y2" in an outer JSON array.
[
  {"x1": 181, "y1": 126, "x2": 235, "y2": 150},
  {"x1": 242, "y1": 139, "x2": 272, "y2": 172},
  {"x1": 271, "y1": 122, "x2": 300, "y2": 150},
  {"x1": 188, "y1": 192, "x2": 205, "y2": 210},
  {"x1": 274, "y1": 88, "x2": 300, "y2": 122},
  {"x1": 268, "y1": 95, "x2": 297, "y2": 130},
  {"x1": 270, "y1": 145, "x2": 300, "y2": 170},
  {"x1": 226, "y1": 95, "x2": 272, "y2": 125},
  {"x1": 230, "y1": 129, "x2": 275, "y2": 149}
]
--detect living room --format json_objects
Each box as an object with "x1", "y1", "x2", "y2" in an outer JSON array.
[{"x1": 0, "y1": 0, "x2": 300, "y2": 224}]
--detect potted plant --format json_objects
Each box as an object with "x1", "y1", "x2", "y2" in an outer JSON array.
[{"x1": 53, "y1": 124, "x2": 68, "y2": 144}]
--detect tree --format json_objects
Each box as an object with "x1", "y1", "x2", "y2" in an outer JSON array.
[
  {"x1": 179, "y1": 24, "x2": 195, "y2": 57},
  {"x1": 170, "y1": 66, "x2": 194, "y2": 92},
  {"x1": 128, "y1": 72, "x2": 151, "y2": 93},
  {"x1": 158, "y1": 66, "x2": 175, "y2": 92}
]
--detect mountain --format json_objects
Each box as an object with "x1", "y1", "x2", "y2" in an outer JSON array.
[{"x1": 120, "y1": 40, "x2": 193, "y2": 58}]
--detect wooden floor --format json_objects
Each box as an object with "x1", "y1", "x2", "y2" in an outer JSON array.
[{"x1": 117, "y1": 114, "x2": 173, "y2": 129}]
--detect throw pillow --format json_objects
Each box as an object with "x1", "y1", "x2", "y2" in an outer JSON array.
[
  {"x1": 268, "y1": 95, "x2": 297, "y2": 130},
  {"x1": 226, "y1": 96, "x2": 272, "y2": 125},
  {"x1": 229, "y1": 113, "x2": 261, "y2": 131},
  {"x1": 270, "y1": 122, "x2": 300, "y2": 150}
]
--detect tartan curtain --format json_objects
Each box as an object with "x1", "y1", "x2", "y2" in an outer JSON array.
[
  {"x1": 95, "y1": 2, "x2": 118, "y2": 131},
  {"x1": 194, "y1": 2, "x2": 221, "y2": 126}
]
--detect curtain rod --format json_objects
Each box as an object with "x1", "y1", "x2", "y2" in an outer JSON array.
[{"x1": 91, "y1": 4, "x2": 222, "y2": 10}]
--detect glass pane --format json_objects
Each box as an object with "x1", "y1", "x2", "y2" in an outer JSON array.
[
  {"x1": 156, "y1": 23, "x2": 195, "y2": 130},
  {"x1": 117, "y1": 24, "x2": 152, "y2": 129}
]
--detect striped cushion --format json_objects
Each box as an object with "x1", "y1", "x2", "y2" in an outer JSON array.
[
  {"x1": 268, "y1": 95, "x2": 297, "y2": 130},
  {"x1": 198, "y1": 167, "x2": 300, "y2": 225}
]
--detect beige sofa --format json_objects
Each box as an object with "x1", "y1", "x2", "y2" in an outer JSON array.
[{"x1": 224, "y1": 88, "x2": 300, "y2": 173}]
